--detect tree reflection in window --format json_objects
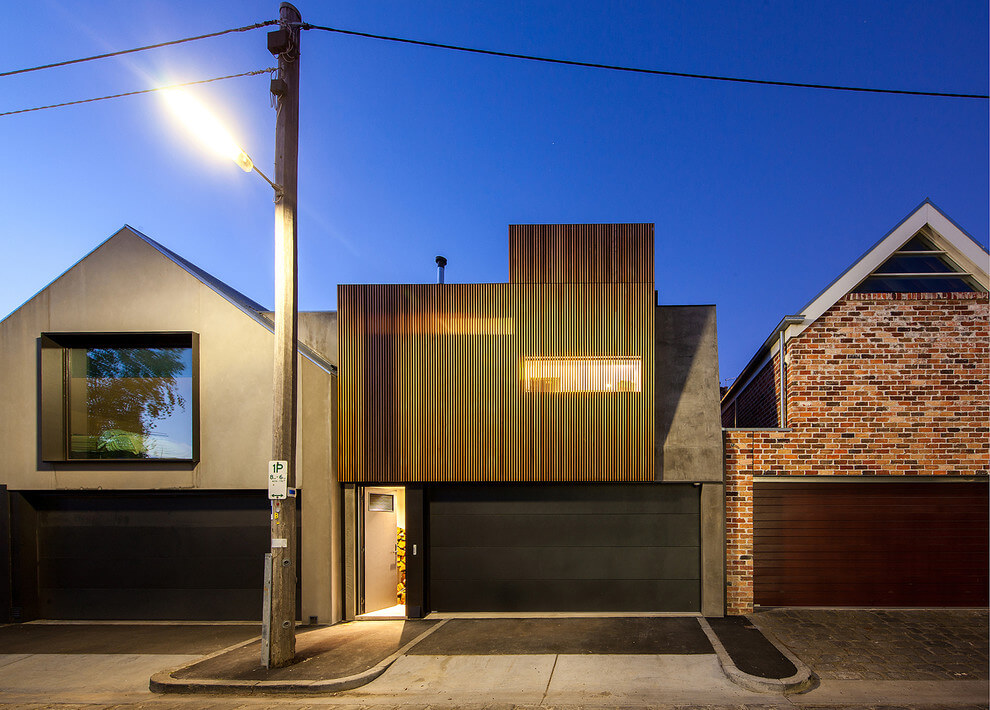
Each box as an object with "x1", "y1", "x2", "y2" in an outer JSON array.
[{"x1": 68, "y1": 347, "x2": 194, "y2": 459}]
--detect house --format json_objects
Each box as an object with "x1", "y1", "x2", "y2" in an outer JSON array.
[
  {"x1": 2, "y1": 221, "x2": 726, "y2": 622},
  {"x1": 719, "y1": 201, "x2": 989, "y2": 614},
  {"x1": 337, "y1": 223, "x2": 725, "y2": 617},
  {"x1": 0, "y1": 226, "x2": 339, "y2": 623}
]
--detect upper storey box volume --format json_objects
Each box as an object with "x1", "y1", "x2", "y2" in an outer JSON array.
[
  {"x1": 509, "y1": 223, "x2": 654, "y2": 284},
  {"x1": 337, "y1": 224, "x2": 657, "y2": 484}
]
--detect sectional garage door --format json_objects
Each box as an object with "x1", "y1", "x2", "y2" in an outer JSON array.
[
  {"x1": 755, "y1": 481, "x2": 989, "y2": 607},
  {"x1": 23, "y1": 491, "x2": 282, "y2": 620},
  {"x1": 428, "y1": 483, "x2": 700, "y2": 612}
]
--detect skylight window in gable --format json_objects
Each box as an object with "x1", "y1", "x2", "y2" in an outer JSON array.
[{"x1": 853, "y1": 231, "x2": 984, "y2": 294}]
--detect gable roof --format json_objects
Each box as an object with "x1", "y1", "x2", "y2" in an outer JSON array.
[
  {"x1": 132, "y1": 225, "x2": 267, "y2": 313},
  {"x1": 131, "y1": 226, "x2": 336, "y2": 374},
  {"x1": 3, "y1": 225, "x2": 335, "y2": 374},
  {"x1": 721, "y1": 200, "x2": 989, "y2": 406}
]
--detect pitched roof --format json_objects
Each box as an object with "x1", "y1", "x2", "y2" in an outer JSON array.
[
  {"x1": 721, "y1": 200, "x2": 988, "y2": 406},
  {"x1": 129, "y1": 225, "x2": 268, "y2": 312},
  {"x1": 3, "y1": 225, "x2": 335, "y2": 374},
  {"x1": 127, "y1": 226, "x2": 335, "y2": 374}
]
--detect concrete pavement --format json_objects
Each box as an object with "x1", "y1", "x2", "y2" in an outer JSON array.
[
  {"x1": 150, "y1": 616, "x2": 813, "y2": 695},
  {"x1": 0, "y1": 609, "x2": 986, "y2": 708},
  {"x1": 0, "y1": 622, "x2": 260, "y2": 706}
]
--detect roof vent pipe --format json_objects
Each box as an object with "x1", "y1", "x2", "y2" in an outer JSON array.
[{"x1": 435, "y1": 255, "x2": 447, "y2": 284}]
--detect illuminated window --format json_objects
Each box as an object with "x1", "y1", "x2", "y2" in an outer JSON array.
[{"x1": 523, "y1": 356, "x2": 641, "y2": 393}]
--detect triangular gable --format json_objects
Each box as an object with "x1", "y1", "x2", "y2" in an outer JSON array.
[
  {"x1": 722, "y1": 200, "x2": 988, "y2": 405},
  {"x1": 130, "y1": 225, "x2": 268, "y2": 313},
  {"x1": 128, "y1": 226, "x2": 336, "y2": 374},
  {"x1": 3, "y1": 225, "x2": 335, "y2": 374},
  {"x1": 790, "y1": 200, "x2": 988, "y2": 340}
]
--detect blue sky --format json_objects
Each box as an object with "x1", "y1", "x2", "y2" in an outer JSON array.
[{"x1": 1, "y1": 0, "x2": 987, "y2": 383}]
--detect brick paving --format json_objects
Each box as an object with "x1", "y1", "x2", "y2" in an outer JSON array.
[{"x1": 751, "y1": 608, "x2": 990, "y2": 681}]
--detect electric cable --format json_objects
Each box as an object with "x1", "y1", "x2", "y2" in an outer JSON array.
[
  {"x1": 0, "y1": 21, "x2": 277, "y2": 78},
  {"x1": 0, "y1": 68, "x2": 275, "y2": 117},
  {"x1": 301, "y1": 23, "x2": 989, "y2": 100}
]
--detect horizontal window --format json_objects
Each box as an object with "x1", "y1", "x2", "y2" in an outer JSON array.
[
  {"x1": 41, "y1": 333, "x2": 199, "y2": 462},
  {"x1": 523, "y1": 356, "x2": 641, "y2": 393}
]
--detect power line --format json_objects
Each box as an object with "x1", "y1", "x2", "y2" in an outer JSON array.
[
  {"x1": 0, "y1": 21, "x2": 277, "y2": 79},
  {"x1": 302, "y1": 23, "x2": 989, "y2": 100},
  {"x1": 0, "y1": 69, "x2": 275, "y2": 117}
]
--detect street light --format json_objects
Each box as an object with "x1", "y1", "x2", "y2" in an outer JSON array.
[
  {"x1": 162, "y1": 2, "x2": 301, "y2": 670},
  {"x1": 162, "y1": 88, "x2": 281, "y2": 195}
]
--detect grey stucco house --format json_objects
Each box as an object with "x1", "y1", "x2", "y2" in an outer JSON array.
[{"x1": 0, "y1": 226, "x2": 338, "y2": 623}]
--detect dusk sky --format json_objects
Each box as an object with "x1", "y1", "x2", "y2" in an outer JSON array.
[{"x1": 2, "y1": 0, "x2": 987, "y2": 383}]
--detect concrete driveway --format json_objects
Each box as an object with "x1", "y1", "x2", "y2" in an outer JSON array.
[
  {"x1": 0, "y1": 610, "x2": 987, "y2": 708},
  {"x1": 0, "y1": 622, "x2": 259, "y2": 704}
]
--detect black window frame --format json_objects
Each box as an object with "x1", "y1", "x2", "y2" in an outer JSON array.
[{"x1": 40, "y1": 332, "x2": 200, "y2": 463}]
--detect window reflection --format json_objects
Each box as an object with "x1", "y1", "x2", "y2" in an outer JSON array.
[
  {"x1": 523, "y1": 356, "x2": 642, "y2": 393},
  {"x1": 67, "y1": 347, "x2": 194, "y2": 459}
]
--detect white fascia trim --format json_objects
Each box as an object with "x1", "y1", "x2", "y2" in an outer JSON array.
[{"x1": 926, "y1": 209, "x2": 990, "y2": 289}]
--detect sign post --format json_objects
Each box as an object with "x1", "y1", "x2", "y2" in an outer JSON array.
[{"x1": 268, "y1": 460, "x2": 288, "y2": 499}]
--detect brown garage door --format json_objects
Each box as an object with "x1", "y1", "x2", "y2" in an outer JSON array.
[{"x1": 755, "y1": 481, "x2": 988, "y2": 607}]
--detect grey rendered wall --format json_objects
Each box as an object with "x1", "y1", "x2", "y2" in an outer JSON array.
[
  {"x1": 300, "y1": 362, "x2": 340, "y2": 624},
  {"x1": 655, "y1": 305, "x2": 725, "y2": 614},
  {"x1": 656, "y1": 306, "x2": 723, "y2": 482},
  {"x1": 264, "y1": 311, "x2": 338, "y2": 367}
]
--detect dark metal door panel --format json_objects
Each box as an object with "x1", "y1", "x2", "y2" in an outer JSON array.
[
  {"x1": 755, "y1": 481, "x2": 989, "y2": 607},
  {"x1": 428, "y1": 483, "x2": 700, "y2": 612},
  {"x1": 30, "y1": 491, "x2": 279, "y2": 620}
]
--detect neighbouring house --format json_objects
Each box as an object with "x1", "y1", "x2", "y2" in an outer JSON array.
[
  {"x1": 338, "y1": 224, "x2": 725, "y2": 618},
  {"x1": 720, "y1": 200, "x2": 989, "y2": 614},
  {"x1": 0, "y1": 226, "x2": 338, "y2": 623}
]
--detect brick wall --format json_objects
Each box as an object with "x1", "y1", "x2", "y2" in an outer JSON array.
[
  {"x1": 724, "y1": 292, "x2": 989, "y2": 615},
  {"x1": 721, "y1": 357, "x2": 779, "y2": 427}
]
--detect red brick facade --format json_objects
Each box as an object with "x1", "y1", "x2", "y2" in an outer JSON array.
[
  {"x1": 721, "y1": 356, "x2": 778, "y2": 428},
  {"x1": 723, "y1": 292, "x2": 989, "y2": 614}
]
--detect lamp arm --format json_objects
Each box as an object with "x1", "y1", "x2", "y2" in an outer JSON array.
[{"x1": 252, "y1": 164, "x2": 283, "y2": 198}]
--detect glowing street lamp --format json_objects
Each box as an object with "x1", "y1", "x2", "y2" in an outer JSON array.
[{"x1": 162, "y1": 88, "x2": 280, "y2": 194}]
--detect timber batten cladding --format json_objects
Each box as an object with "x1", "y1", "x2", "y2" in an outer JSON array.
[
  {"x1": 338, "y1": 224, "x2": 656, "y2": 483},
  {"x1": 509, "y1": 223, "x2": 654, "y2": 285}
]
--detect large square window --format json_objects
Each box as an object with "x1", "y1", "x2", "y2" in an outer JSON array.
[{"x1": 41, "y1": 333, "x2": 199, "y2": 462}]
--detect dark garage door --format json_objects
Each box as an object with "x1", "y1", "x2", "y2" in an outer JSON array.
[
  {"x1": 428, "y1": 483, "x2": 700, "y2": 612},
  {"x1": 755, "y1": 481, "x2": 989, "y2": 607},
  {"x1": 23, "y1": 491, "x2": 280, "y2": 620}
]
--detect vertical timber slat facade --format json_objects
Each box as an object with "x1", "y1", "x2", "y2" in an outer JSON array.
[{"x1": 338, "y1": 224, "x2": 655, "y2": 483}]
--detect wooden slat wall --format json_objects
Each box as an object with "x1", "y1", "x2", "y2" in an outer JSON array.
[
  {"x1": 509, "y1": 224, "x2": 654, "y2": 285},
  {"x1": 337, "y1": 282, "x2": 655, "y2": 483}
]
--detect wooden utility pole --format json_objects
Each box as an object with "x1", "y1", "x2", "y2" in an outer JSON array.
[{"x1": 266, "y1": 1, "x2": 301, "y2": 669}]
